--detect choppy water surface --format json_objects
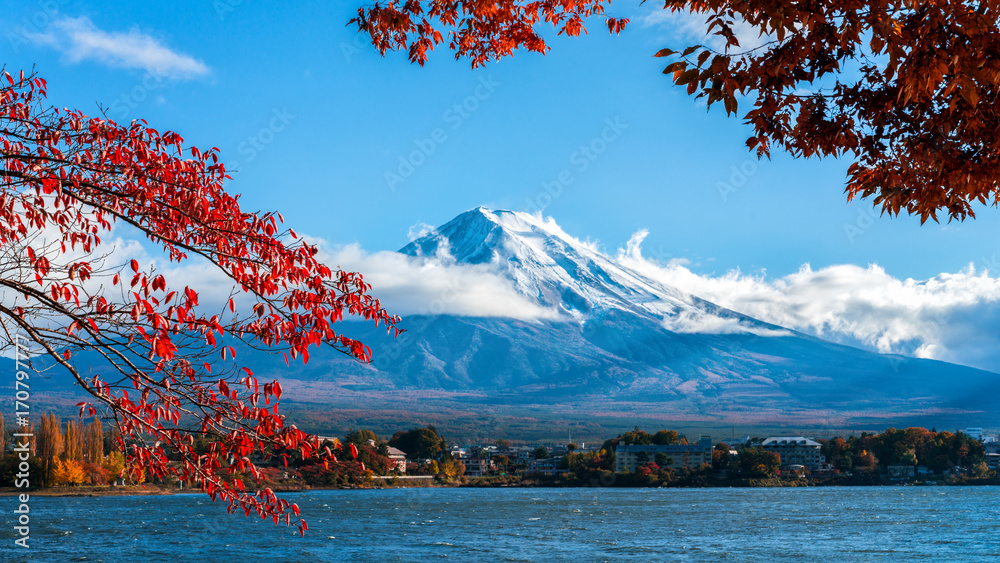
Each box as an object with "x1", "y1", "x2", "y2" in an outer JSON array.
[{"x1": 6, "y1": 486, "x2": 1000, "y2": 561}]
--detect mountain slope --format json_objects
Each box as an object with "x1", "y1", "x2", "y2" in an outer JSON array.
[
  {"x1": 11, "y1": 207, "x2": 1000, "y2": 439},
  {"x1": 274, "y1": 207, "x2": 999, "y2": 431},
  {"x1": 401, "y1": 207, "x2": 783, "y2": 334}
]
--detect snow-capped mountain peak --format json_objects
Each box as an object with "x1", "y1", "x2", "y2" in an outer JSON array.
[{"x1": 400, "y1": 207, "x2": 780, "y2": 335}]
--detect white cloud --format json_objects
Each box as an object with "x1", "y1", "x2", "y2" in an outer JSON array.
[
  {"x1": 640, "y1": 6, "x2": 771, "y2": 53},
  {"x1": 406, "y1": 222, "x2": 438, "y2": 242},
  {"x1": 12, "y1": 205, "x2": 1000, "y2": 373},
  {"x1": 0, "y1": 214, "x2": 557, "y2": 354},
  {"x1": 153, "y1": 231, "x2": 561, "y2": 322},
  {"x1": 619, "y1": 231, "x2": 1000, "y2": 372},
  {"x1": 25, "y1": 16, "x2": 209, "y2": 79},
  {"x1": 504, "y1": 210, "x2": 601, "y2": 254},
  {"x1": 662, "y1": 309, "x2": 791, "y2": 337},
  {"x1": 320, "y1": 243, "x2": 560, "y2": 321}
]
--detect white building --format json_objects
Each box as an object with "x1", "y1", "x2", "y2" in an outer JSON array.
[
  {"x1": 614, "y1": 437, "x2": 713, "y2": 473},
  {"x1": 965, "y1": 427, "x2": 984, "y2": 441},
  {"x1": 528, "y1": 458, "x2": 568, "y2": 475},
  {"x1": 459, "y1": 457, "x2": 495, "y2": 477},
  {"x1": 986, "y1": 453, "x2": 1000, "y2": 470},
  {"x1": 761, "y1": 437, "x2": 825, "y2": 471},
  {"x1": 510, "y1": 447, "x2": 535, "y2": 461},
  {"x1": 387, "y1": 446, "x2": 407, "y2": 473}
]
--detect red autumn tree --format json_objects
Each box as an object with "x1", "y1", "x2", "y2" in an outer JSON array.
[
  {"x1": 0, "y1": 69, "x2": 398, "y2": 534},
  {"x1": 352, "y1": 1, "x2": 1000, "y2": 223}
]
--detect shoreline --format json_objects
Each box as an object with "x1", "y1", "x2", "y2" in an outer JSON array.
[
  {"x1": 1, "y1": 475, "x2": 994, "y2": 498},
  {"x1": 0, "y1": 484, "x2": 311, "y2": 497},
  {"x1": 0, "y1": 485, "x2": 176, "y2": 497}
]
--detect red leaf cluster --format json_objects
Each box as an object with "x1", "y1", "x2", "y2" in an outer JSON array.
[
  {"x1": 352, "y1": 1, "x2": 1000, "y2": 222},
  {"x1": 1, "y1": 68, "x2": 399, "y2": 533},
  {"x1": 350, "y1": 1, "x2": 628, "y2": 66}
]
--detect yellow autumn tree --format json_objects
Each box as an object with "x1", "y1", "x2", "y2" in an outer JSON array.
[
  {"x1": 52, "y1": 458, "x2": 87, "y2": 486},
  {"x1": 64, "y1": 420, "x2": 82, "y2": 462},
  {"x1": 36, "y1": 412, "x2": 63, "y2": 486},
  {"x1": 83, "y1": 419, "x2": 104, "y2": 464},
  {"x1": 102, "y1": 451, "x2": 126, "y2": 485},
  {"x1": 37, "y1": 412, "x2": 62, "y2": 460},
  {"x1": 440, "y1": 458, "x2": 465, "y2": 479}
]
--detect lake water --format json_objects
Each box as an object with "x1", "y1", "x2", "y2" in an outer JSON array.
[{"x1": 5, "y1": 486, "x2": 1000, "y2": 561}]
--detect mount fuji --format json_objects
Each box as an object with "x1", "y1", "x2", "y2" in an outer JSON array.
[
  {"x1": 247, "y1": 207, "x2": 1000, "y2": 439},
  {"x1": 13, "y1": 207, "x2": 1000, "y2": 440},
  {"x1": 400, "y1": 207, "x2": 787, "y2": 335}
]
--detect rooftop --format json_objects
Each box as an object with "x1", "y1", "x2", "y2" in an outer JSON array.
[{"x1": 762, "y1": 437, "x2": 821, "y2": 447}]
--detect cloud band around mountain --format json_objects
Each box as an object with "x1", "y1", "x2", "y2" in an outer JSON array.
[
  {"x1": 31, "y1": 215, "x2": 1000, "y2": 374},
  {"x1": 619, "y1": 229, "x2": 1000, "y2": 372},
  {"x1": 335, "y1": 218, "x2": 1000, "y2": 373}
]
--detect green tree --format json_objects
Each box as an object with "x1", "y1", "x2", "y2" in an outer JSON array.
[
  {"x1": 738, "y1": 447, "x2": 781, "y2": 478},
  {"x1": 653, "y1": 430, "x2": 679, "y2": 446},
  {"x1": 389, "y1": 427, "x2": 446, "y2": 460},
  {"x1": 533, "y1": 446, "x2": 550, "y2": 460},
  {"x1": 972, "y1": 461, "x2": 990, "y2": 478},
  {"x1": 654, "y1": 453, "x2": 674, "y2": 468},
  {"x1": 0, "y1": 454, "x2": 43, "y2": 487},
  {"x1": 601, "y1": 437, "x2": 621, "y2": 454},
  {"x1": 344, "y1": 429, "x2": 380, "y2": 446},
  {"x1": 622, "y1": 427, "x2": 654, "y2": 446},
  {"x1": 712, "y1": 442, "x2": 731, "y2": 470},
  {"x1": 837, "y1": 452, "x2": 855, "y2": 472},
  {"x1": 898, "y1": 449, "x2": 918, "y2": 467},
  {"x1": 494, "y1": 455, "x2": 511, "y2": 474}
]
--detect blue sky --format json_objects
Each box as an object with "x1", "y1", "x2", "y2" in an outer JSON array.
[
  {"x1": 7, "y1": 1, "x2": 1000, "y2": 279},
  {"x1": 7, "y1": 1, "x2": 1000, "y2": 370}
]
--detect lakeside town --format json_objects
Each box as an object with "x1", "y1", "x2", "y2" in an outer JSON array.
[
  {"x1": 3, "y1": 420, "x2": 998, "y2": 493},
  {"x1": 368, "y1": 425, "x2": 999, "y2": 486}
]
